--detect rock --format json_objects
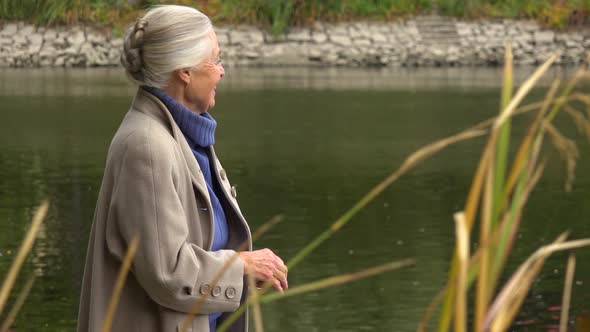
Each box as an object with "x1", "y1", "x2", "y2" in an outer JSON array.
[
  {"x1": 217, "y1": 33, "x2": 229, "y2": 45},
  {"x1": 534, "y1": 31, "x2": 554, "y2": 44},
  {"x1": 1, "y1": 23, "x2": 18, "y2": 36},
  {"x1": 242, "y1": 50, "x2": 260, "y2": 59},
  {"x1": 353, "y1": 38, "x2": 371, "y2": 46},
  {"x1": 108, "y1": 48, "x2": 120, "y2": 64},
  {"x1": 52, "y1": 36, "x2": 67, "y2": 48},
  {"x1": 307, "y1": 48, "x2": 322, "y2": 61},
  {"x1": 311, "y1": 21, "x2": 324, "y2": 32},
  {"x1": 311, "y1": 32, "x2": 327, "y2": 43},
  {"x1": 54, "y1": 56, "x2": 65, "y2": 66},
  {"x1": 110, "y1": 38, "x2": 123, "y2": 48},
  {"x1": 249, "y1": 30, "x2": 264, "y2": 44},
  {"x1": 229, "y1": 28, "x2": 263, "y2": 46},
  {"x1": 19, "y1": 25, "x2": 35, "y2": 35},
  {"x1": 326, "y1": 24, "x2": 348, "y2": 36},
  {"x1": 287, "y1": 28, "x2": 310, "y2": 42},
  {"x1": 62, "y1": 46, "x2": 78, "y2": 56},
  {"x1": 67, "y1": 30, "x2": 85, "y2": 48},
  {"x1": 349, "y1": 27, "x2": 365, "y2": 39},
  {"x1": 44, "y1": 29, "x2": 58, "y2": 41},
  {"x1": 371, "y1": 33, "x2": 388, "y2": 43},
  {"x1": 39, "y1": 57, "x2": 52, "y2": 67},
  {"x1": 87, "y1": 32, "x2": 106, "y2": 45},
  {"x1": 13, "y1": 35, "x2": 26, "y2": 46},
  {"x1": 28, "y1": 33, "x2": 43, "y2": 53},
  {"x1": 39, "y1": 45, "x2": 57, "y2": 58},
  {"x1": 330, "y1": 35, "x2": 352, "y2": 47}
]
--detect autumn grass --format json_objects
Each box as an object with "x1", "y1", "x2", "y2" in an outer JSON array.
[
  {"x1": 1, "y1": 0, "x2": 588, "y2": 34},
  {"x1": 0, "y1": 200, "x2": 48, "y2": 316},
  {"x1": 417, "y1": 48, "x2": 590, "y2": 332}
]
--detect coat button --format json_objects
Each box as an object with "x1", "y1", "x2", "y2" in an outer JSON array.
[
  {"x1": 225, "y1": 287, "x2": 236, "y2": 299},
  {"x1": 230, "y1": 186, "x2": 237, "y2": 198},
  {"x1": 199, "y1": 283, "x2": 211, "y2": 295},
  {"x1": 220, "y1": 169, "x2": 227, "y2": 181},
  {"x1": 212, "y1": 285, "x2": 222, "y2": 297}
]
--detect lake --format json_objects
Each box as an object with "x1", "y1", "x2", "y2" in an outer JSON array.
[{"x1": 0, "y1": 66, "x2": 588, "y2": 331}]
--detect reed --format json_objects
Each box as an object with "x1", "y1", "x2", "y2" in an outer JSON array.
[
  {"x1": 418, "y1": 48, "x2": 590, "y2": 332},
  {"x1": 257, "y1": 259, "x2": 415, "y2": 304},
  {"x1": 101, "y1": 235, "x2": 139, "y2": 332},
  {"x1": 0, "y1": 200, "x2": 48, "y2": 316},
  {"x1": 0, "y1": 275, "x2": 35, "y2": 332},
  {"x1": 559, "y1": 254, "x2": 576, "y2": 332}
]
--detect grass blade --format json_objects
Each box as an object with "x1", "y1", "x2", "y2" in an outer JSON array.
[
  {"x1": 101, "y1": 235, "x2": 139, "y2": 332},
  {"x1": 493, "y1": 41, "x2": 514, "y2": 226},
  {"x1": 559, "y1": 254, "x2": 576, "y2": 332},
  {"x1": 485, "y1": 235, "x2": 590, "y2": 330},
  {"x1": 494, "y1": 52, "x2": 559, "y2": 129},
  {"x1": 453, "y1": 212, "x2": 468, "y2": 332},
  {"x1": 475, "y1": 136, "x2": 496, "y2": 332},
  {"x1": 0, "y1": 200, "x2": 48, "y2": 316},
  {"x1": 0, "y1": 274, "x2": 35, "y2": 332},
  {"x1": 438, "y1": 51, "x2": 559, "y2": 332},
  {"x1": 503, "y1": 79, "x2": 560, "y2": 200},
  {"x1": 248, "y1": 269, "x2": 264, "y2": 332},
  {"x1": 258, "y1": 259, "x2": 415, "y2": 304}
]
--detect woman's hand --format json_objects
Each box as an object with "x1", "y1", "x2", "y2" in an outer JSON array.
[{"x1": 238, "y1": 249, "x2": 288, "y2": 292}]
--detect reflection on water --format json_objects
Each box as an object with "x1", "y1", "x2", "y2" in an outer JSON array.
[
  {"x1": 0, "y1": 66, "x2": 580, "y2": 96},
  {"x1": 0, "y1": 67, "x2": 588, "y2": 331}
]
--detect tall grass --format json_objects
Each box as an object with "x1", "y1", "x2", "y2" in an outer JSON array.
[
  {"x1": 415, "y1": 48, "x2": 590, "y2": 332},
  {"x1": 1, "y1": 0, "x2": 588, "y2": 32}
]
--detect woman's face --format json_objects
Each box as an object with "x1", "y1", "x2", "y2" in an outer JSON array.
[{"x1": 187, "y1": 30, "x2": 224, "y2": 113}]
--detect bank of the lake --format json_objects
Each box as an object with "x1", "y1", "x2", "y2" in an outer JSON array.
[{"x1": 1, "y1": 16, "x2": 589, "y2": 68}]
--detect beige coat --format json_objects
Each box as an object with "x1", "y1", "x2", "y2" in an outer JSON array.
[{"x1": 77, "y1": 88, "x2": 251, "y2": 332}]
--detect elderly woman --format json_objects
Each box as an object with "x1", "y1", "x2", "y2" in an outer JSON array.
[{"x1": 77, "y1": 5, "x2": 288, "y2": 332}]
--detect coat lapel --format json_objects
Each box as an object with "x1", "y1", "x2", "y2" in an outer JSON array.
[{"x1": 131, "y1": 88, "x2": 210, "y2": 203}]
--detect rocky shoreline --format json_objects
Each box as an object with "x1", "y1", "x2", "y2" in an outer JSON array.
[{"x1": 1, "y1": 16, "x2": 589, "y2": 68}]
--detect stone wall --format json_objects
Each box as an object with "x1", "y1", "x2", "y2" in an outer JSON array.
[{"x1": 1, "y1": 17, "x2": 589, "y2": 68}]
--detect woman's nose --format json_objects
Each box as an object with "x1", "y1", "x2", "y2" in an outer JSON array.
[{"x1": 219, "y1": 64, "x2": 225, "y2": 78}]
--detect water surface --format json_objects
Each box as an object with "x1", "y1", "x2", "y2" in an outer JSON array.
[{"x1": 0, "y1": 67, "x2": 588, "y2": 331}]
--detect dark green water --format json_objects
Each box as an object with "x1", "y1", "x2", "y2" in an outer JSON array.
[{"x1": 0, "y1": 67, "x2": 588, "y2": 331}]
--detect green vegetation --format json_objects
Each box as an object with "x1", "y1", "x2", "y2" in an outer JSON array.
[{"x1": 1, "y1": 0, "x2": 589, "y2": 33}]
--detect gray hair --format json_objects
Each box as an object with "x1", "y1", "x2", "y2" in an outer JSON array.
[{"x1": 121, "y1": 5, "x2": 214, "y2": 88}]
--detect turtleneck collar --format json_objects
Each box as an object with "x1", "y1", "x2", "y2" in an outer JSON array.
[{"x1": 143, "y1": 86, "x2": 216, "y2": 148}]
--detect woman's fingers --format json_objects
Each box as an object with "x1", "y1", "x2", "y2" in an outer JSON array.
[
  {"x1": 274, "y1": 270, "x2": 288, "y2": 290},
  {"x1": 240, "y1": 249, "x2": 289, "y2": 291}
]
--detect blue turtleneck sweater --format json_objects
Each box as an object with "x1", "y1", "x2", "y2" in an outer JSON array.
[{"x1": 143, "y1": 86, "x2": 229, "y2": 332}]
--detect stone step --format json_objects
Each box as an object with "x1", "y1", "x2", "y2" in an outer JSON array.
[
  {"x1": 417, "y1": 24, "x2": 457, "y2": 30},
  {"x1": 421, "y1": 36, "x2": 461, "y2": 41},
  {"x1": 415, "y1": 16, "x2": 455, "y2": 24},
  {"x1": 421, "y1": 32, "x2": 460, "y2": 38},
  {"x1": 419, "y1": 29, "x2": 459, "y2": 35},
  {"x1": 421, "y1": 38, "x2": 462, "y2": 43},
  {"x1": 420, "y1": 33, "x2": 460, "y2": 38},
  {"x1": 415, "y1": 20, "x2": 456, "y2": 26}
]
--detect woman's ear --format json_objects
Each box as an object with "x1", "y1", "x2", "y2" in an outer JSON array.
[{"x1": 175, "y1": 68, "x2": 192, "y2": 86}]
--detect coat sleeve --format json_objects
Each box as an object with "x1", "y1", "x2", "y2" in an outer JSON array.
[{"x1": 106, "y1": 130, "x2": 244, "y2": 314}]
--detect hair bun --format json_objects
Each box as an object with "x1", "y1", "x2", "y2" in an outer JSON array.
[{"x1": 121, "y1": 19, "x2": 149, "y2": 82}]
